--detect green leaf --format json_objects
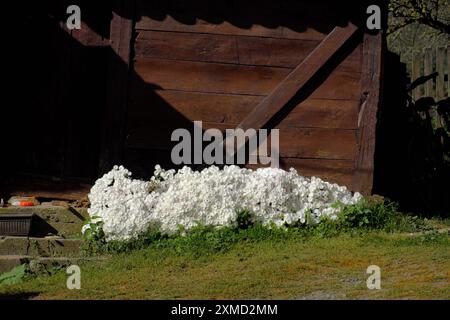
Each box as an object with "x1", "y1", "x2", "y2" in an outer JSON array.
[{"x1": 0, "y1": 264, "x2": 27, "y2": 285}]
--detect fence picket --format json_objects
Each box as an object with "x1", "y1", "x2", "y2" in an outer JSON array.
[
  {"x1": 436, "y1": 47, "x2": 446, "y2": 100},
  {"x1": 447, "y1": 46, "x2": 450, "y2": 98},
  {"x1": 408, "y1": 46, "x2": 449, "y2": 101},
  {"x1": 424, "y1": 48, "x2": 434, "y2": 97},
  {"x1": 412, "y1": 51, "x2": 423, "y2": 100}
]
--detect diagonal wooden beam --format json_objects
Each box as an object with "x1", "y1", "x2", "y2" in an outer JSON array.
[{"x1": 236, "y1": 23, "x2": 359, "y2": 134}]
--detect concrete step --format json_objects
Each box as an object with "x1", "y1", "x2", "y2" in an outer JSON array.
[
  {"x1": 0, "y1": 255, "x2": 100, "y2": 274},
  {"x1": 0, "y1": 255, "x2": 28, "y2": 273},
  {"x1": 0, "y1": 236, "x2": 82, "y2": 257},
  {"x1": 0, "y1": 207, "x2": 90, "y2": 274},
  {"x1": 0, "y1": 206, "x2": 89, "y2": 237}
]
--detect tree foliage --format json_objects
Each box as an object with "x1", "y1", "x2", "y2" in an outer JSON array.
[
  {"x1": 389, "y1": 0, "x2": 450, "y2": 34},
  {"x1": 387, "y1": 0, "x2": 450, "y2": 72}
]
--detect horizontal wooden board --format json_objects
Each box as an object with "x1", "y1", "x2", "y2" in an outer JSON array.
[
  {"x1": 277, "y1": 99, "x2": 359, "y2": 129},
  {"x1": 246, "y1": 158, "x2": 354, "y2": 188},
  {"x1": 267, "y1": 126, "x2": 357, "y2": 160},
  {"x1": 132, "y1": 58, "x2": 361, "y2": 99},
  {"x1": 135, "y1": 30, "x2": 362, "y2": 71},
  {"x1": 127, "y1": 90, "x2": 359, "y2": 129},
  {"x1": 133, "y1": 58, "x2": 288, "y2": 96},
  {"x1": 282, "y1": 158, "x2": 354, "y2": 188},
  {"x1": 126, "y1": 122, "x2": 357, "y2": 160}
]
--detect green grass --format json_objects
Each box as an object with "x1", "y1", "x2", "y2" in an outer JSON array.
[
  {"x1": 0, "y1": 200, "x2": 449, "y2": 300},
  {"x1": 0, "y1": 231, "x2": 449, "y2": 300}
]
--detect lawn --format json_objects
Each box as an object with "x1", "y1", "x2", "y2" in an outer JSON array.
[{"x1": 0, "y1": 230, "x2": 449, "y2": 300}]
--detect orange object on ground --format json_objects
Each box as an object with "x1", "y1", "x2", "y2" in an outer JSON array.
[
  {"x1": 20, "y1": 201, "x2": 35, "y2": 207},
  {"x1": 11, "y1": 201, "x2": 35, "y2": 207}
]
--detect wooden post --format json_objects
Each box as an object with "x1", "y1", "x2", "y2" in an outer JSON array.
[{"x1": 352, "y1": 31, "x2": 384, "y2": 195}]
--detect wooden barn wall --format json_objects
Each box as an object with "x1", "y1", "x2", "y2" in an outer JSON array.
[{"x1": 123, "y1": 0, "x2": 370, "y2": 190}]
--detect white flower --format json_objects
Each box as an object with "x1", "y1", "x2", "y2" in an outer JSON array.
[
  {"x1": 88, "y1": 165, "x2": 362, "y2": 241},
  {"x1": 81, "y1": 224, "x2": 91, "y2": 234}
]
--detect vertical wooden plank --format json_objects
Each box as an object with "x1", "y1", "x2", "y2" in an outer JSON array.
[
  {"x1": 412, "y1": 51, "x2": 423, "y2": 100},
  {"x1": 99, "y1": 0, "x2": 134, "y2": 174},
  {"x1": 352, "y1": 31, "x2": 384, "y2": 195},
  {"x1": 424, "y1": 48, "x2": 434, "y2": 98},
  {"x1": 436, "y1": 47, "x2": 446, "y2": 100},
  {"x1": 423, "y1": 47, "x2": 439, "y2": 128},
  {"x1": 447, "y1": 46, "x2": 450, "y2": 97}
]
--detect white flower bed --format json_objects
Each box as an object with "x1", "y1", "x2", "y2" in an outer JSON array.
[{"x1": 87, "y1": 165, "x2": 362, "y2": 241}]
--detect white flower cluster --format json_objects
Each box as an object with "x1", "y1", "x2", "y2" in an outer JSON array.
[{"x1": 88, "y1": 165, "x2": 362, "y2": 241}]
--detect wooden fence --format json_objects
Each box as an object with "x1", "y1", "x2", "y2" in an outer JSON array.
[{"x1": 410, "y1": 46, "x2": 450, "y2": 101}]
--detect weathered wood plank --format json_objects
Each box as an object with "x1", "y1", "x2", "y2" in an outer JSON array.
[
  {"x1": 133, "y1": 58, "x2": 288, "y2": 95},
  {"x1": 278, "y1": 99, "x2": 359, "y2": 129},
  {"x1": 352, "y1": 32, "x2": 384, "y2": 195},
  {"x1": 135, "y1": 30, "x2": 240, "y2": 64},
  {"x1": 126, "y1": 122, "x2": 357, "y2": 160},
  {"x1": 128, "y1": 90, "x2": 359, "y2": 129},
  {"x1": 135, "y1": 30, "x2": 362, "y2": 70},
  {"x1": 267, "y1": 127, "x2": 357, "y2": 160},
  {"x1": 246, "y1": 158, "x2": 355, "y2": 188},
  {"x1": 133, "y1": 58, "x2": 361, "y2": 98}
]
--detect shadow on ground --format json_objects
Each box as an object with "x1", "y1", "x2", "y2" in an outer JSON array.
[{"x1": 0, "y1": 292, "x2": 40, "y2": 300}]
